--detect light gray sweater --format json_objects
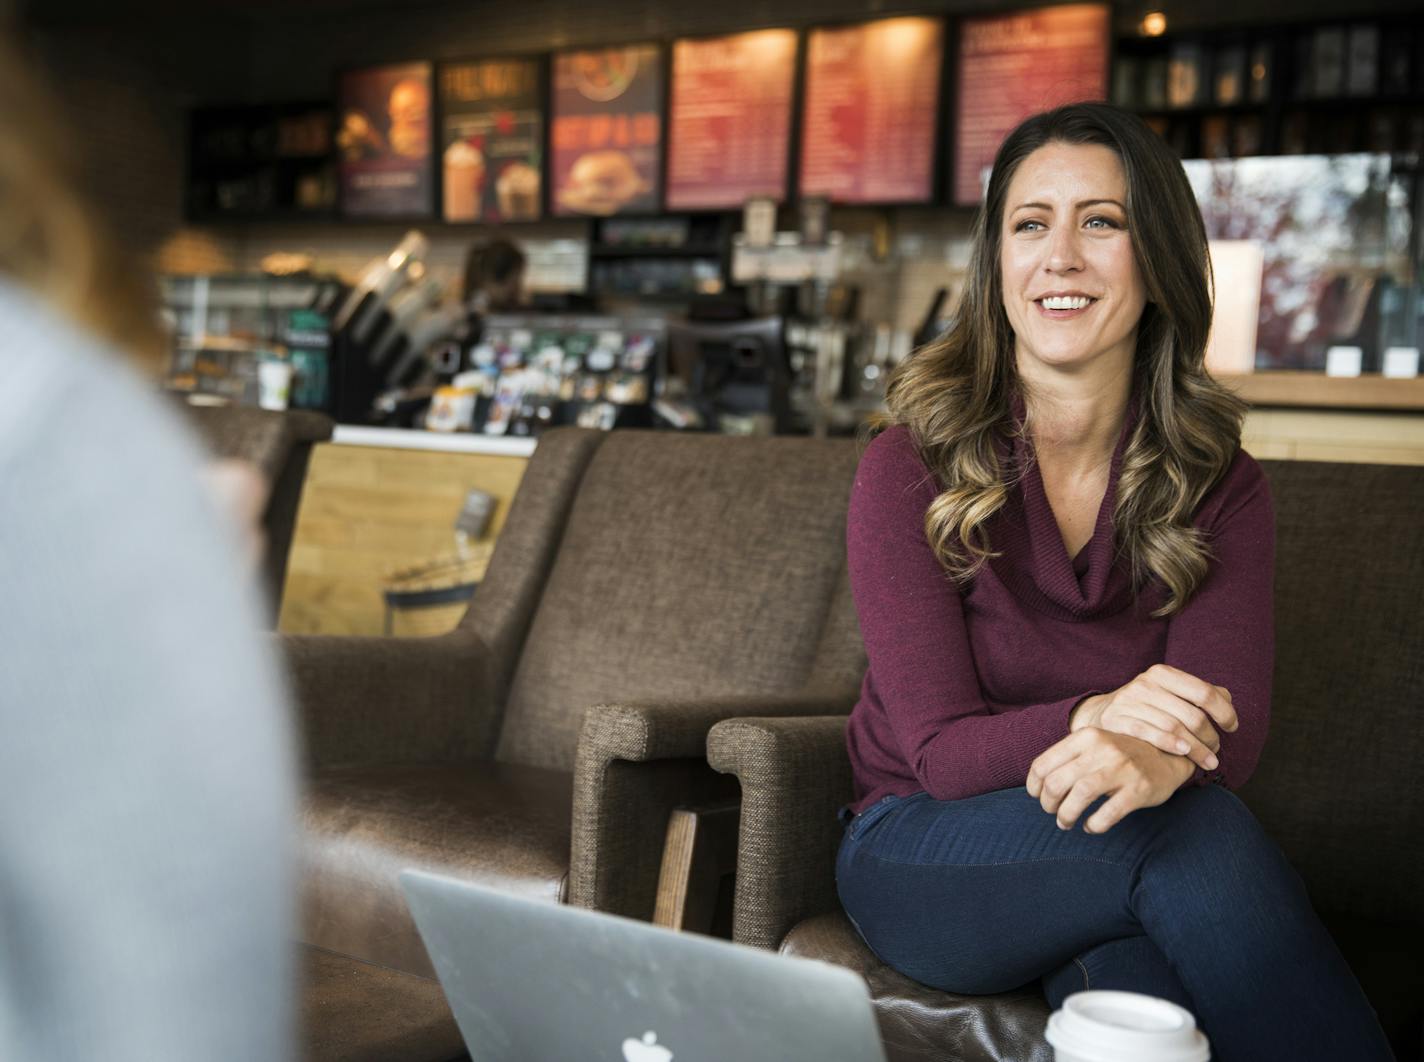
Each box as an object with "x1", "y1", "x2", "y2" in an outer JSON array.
[{"x1": 0, "y1": 283, "x2": 296, "y2": 1060}]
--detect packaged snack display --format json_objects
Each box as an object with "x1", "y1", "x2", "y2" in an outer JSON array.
[{"x1": 465, "y1": 314, "x2": 665, "y2": 435}]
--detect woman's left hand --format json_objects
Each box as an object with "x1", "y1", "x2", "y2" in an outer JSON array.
[{"x1": 1026, "y1": 729, "x2": 1196, "y2": 834}]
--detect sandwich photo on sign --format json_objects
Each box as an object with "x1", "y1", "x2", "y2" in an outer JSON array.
[{"x1": 551, "y1": 44, "x2": 663, "y2": 216}]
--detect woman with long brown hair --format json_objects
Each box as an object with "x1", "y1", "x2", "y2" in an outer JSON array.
[{"x1": 835, "y1": 102, "x2": 1391, "y2": 1060}]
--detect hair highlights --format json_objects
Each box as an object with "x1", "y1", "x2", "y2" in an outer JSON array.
[{"x1": 877, "y1": 102, "x2": 1246, "y2": 615}]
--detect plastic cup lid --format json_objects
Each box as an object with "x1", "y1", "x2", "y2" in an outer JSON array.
[{"x1": 1045, "y1": 991, "x2": 1210, "y2": 1062}]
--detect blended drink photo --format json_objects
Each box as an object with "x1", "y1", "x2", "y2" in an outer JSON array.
[{"x1": 443, "y1": 140, "x2": 484, "y2": 221}]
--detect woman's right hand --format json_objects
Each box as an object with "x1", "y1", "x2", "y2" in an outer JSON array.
[{"x1": 1069, "y1": 664, "x2": 1238, "y2": 772}]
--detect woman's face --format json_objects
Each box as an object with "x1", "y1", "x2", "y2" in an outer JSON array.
[{"x1": 999, "y1": 141, "x2": 1146, "y2": 382}]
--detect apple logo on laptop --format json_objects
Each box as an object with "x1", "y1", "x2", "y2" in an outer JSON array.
[{"x1": 622, "y1": 1031, "x2": 673, "y2": 1062}]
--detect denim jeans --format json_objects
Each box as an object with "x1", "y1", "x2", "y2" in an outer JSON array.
[{"x1": 836, "y1": 785, "x2": 1394, "y2": 1062}]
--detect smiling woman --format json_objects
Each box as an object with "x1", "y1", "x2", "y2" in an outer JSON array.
[
  {"x1": 838, "y1": 101, "x2": 1395, "y2": 1061},
  {"x1": 881, "y1": 102, "x2": 1245, "y2": 616}
]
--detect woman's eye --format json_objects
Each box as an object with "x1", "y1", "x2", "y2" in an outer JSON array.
[
  {"x1": 1015, "y1": 219, "x2": 1045, "y2": 233},
  {"x1": 1085, "y1": 215, "x2": 1122, "y2": 230}
]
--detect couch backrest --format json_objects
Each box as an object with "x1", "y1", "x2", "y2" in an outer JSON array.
[
  {"x1": 492, "y1": 429, "x2": 866, "y2": 771},
  {"x1": 177, "y1": 403, "x2": 333, "y2": 618},
  {"x1": 1241, "y1": 460, "x2": 1424, "y2": 928}
]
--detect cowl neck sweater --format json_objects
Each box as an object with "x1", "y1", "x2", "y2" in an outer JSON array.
[
  {"x1": 987, "y1": 393, "x2": 1145, "y2": 622},
  {"x1": 843, "y1": 399, "x2": 1274, "y2": 811}
]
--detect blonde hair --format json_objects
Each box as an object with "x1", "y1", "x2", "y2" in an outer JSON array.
[
  {"x1": 0, "y1": 28, "x2": 164, "y2": 366},
  {"x1": 878, "y1": 103, "x2": 1247, "y2": 617}
]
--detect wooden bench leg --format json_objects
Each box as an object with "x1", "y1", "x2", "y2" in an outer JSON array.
[{"x1": 652, "y1": 801, "x2": 740, "y2": 937}]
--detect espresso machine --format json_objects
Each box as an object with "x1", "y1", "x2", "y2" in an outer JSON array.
[{"x1": 329, "y1": 230, "x2": 463, "y2": 424}]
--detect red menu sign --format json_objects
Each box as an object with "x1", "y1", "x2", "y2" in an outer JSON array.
[
  {"x1": 800, "y1": 17, "x2": 943, "y2": 205},
  {"x1": 954, "y1": 4, "x2": 1110, "y2": 205},
  {"x1": 551, "y1": 44, "x2": 663, "y2": 217},
  {"x1": 667, "y1": 30, "x2": 798, "y2": 210}
]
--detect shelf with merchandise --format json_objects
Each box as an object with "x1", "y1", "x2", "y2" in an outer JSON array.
[{"x1": 1112, "y1": 13, "x2": 1424, "y2": 159}]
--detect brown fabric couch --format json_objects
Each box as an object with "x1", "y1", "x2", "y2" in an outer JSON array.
[
  {"x1": 176, "y1": 402, "x2": 333, "y2": 619},
  {"x1": 284, "y1": 428, "x2": 868, "y2": 1060},
  {"x1": 708, "y1": 459, "x2": 1424, "y2": 1062}
]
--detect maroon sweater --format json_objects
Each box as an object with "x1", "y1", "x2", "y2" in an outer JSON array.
[{"x1": 845, "y1": 415, "x2": 1275, "y2": 813}]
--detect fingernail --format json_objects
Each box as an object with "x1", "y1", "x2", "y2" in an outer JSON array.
[
  {"x1": 1176, "y1": 741, "x2": 1190, "y2": 754},
  {"x1": 1206, "y1": 754, "x2": 1219, "y2": 770}
]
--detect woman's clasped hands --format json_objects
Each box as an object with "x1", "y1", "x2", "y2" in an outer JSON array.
[{"x1": 1026, "y1": 665, "x2": 1239, "y2": 835}]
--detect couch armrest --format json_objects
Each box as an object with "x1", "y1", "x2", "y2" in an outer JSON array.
[
  {"x1": 279, "y1": 628, "x2": 498, "y2": 770},
  {"x1": 568, "y1": 691, "x2": 856, "y2": 921},
  {"x1": 707, "y1": 715, "x2": 854, "y2": 950}
]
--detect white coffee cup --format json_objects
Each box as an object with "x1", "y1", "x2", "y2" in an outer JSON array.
[
  {"x1": 1045, "y1": 991, "x2": 1210, "y2": 1062},
  {"x1": 257, "y1": 359, "x2": 294, "y2": 411}
]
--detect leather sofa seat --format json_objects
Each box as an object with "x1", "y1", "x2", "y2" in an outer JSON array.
[
  {"x1": 301, "y1": 945, "x2": 466, "y2": 1062},
  {"x1": 303, "y1": 761, "x2": 572, "y2": 977},
  {"x1": 784, "y1": 910, "x2": 1423, "y2": 1062},
  {"x1": 783, "y1": 913, "x2": 1051, "y2": 1062}
]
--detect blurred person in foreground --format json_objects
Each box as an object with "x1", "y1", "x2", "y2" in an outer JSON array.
[
  {"x1": 836, "y1": 102, "x2": 1392, "y2": 1060},
  {"x1": 0, "y1": 24, "x2": 295, "y2": 1062}
]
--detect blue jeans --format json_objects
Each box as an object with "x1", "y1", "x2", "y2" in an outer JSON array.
[{"x1": 836, "y1": 785, "x2": 1394, "y2": 1062}]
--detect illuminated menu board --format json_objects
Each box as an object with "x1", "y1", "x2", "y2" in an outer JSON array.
[
  {"x1": 439, "y1": 58, "x2": 543, "y2": 223},
  {"x1": 953, "y1": 3, "x2": 1110, "y2": 205},
  {"x1": 337, "y1": 61, "x2": 434, "y2": 217},
  {"x1": 551, "y1": 44, "x2": 664, "y2": 217},
  {"x1": 666, "y1": 29, "x2": 798, "y2": 210},
  {"x1": 799, "y1": 17, "x2": 944, "y2": 205}
]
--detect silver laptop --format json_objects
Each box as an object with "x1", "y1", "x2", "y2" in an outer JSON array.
[{"x1": 400, "y1": 869, "x2": 887, "y2": 1062}]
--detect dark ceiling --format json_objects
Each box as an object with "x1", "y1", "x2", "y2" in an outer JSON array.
[
  {"x1": 17, "y1": 0, "x2": 1424, "y2": 34},
  {"x1": 17, "y1": 0, "x2": 476, "y2": 22}
]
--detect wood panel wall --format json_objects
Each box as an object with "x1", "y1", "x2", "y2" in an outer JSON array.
[
  {"x1": 1241, "y1": 409, "x2": 1424, "y2": 466},
  {"x1": 276, "y1": 443, "x2": 528, "y2": 636}
]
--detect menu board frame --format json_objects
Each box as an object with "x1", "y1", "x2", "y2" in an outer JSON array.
[
  {"x1": 796, "y1": 15, "x2": 949, "y2": 208},
  {"x1": 665, "y1": 27, "x2": 802, "y2": 213},
  {"x1": 334, "y1": 59, "x2": 437, "y2": 221},
  {"x1": 549, "y1": 40, "x2": 670, "y2": 219},
  {"x1": 435, "y1": 52, "x2": 550, "y2": 225}
]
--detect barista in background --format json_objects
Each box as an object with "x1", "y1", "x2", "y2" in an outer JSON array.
[
  {"x1": 456, "y1": 237, "x2": 527, "y2": 383},
  {"x1": 463, "y1": 237, "x2": 527, "y2": 321}
]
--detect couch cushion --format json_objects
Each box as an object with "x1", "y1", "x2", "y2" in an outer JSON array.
[
  {"x1": 302, "y1": 945, "x2": 466, "y2": 1062},
  {"x1": 303, "y1": 761, "x2": 572, "y2": 977},
  {"x1": 783, "y1": 913, "x2": 1052, "y2": 1062},
  {"x1": 1245, "y1": 461, "x2": 1424, "y2": 928}
]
